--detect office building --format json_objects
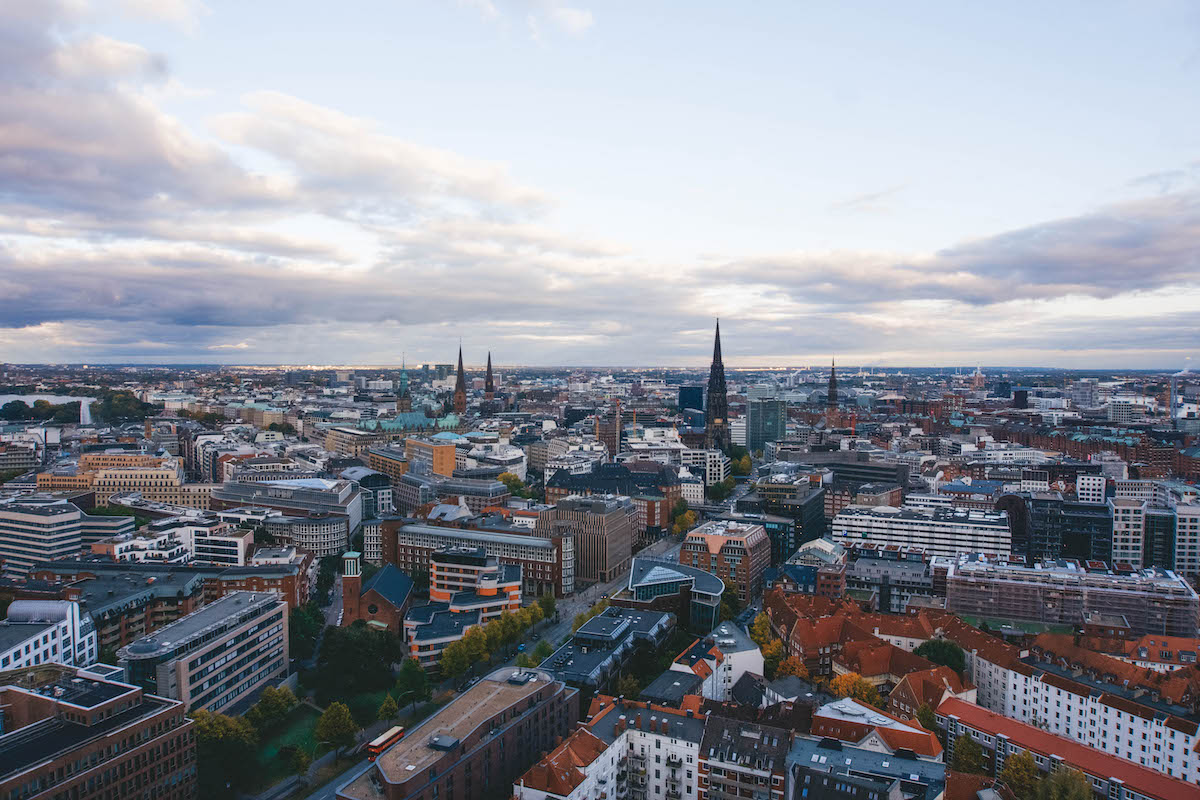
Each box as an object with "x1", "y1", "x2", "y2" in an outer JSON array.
[
  {"x1": 681, "y1": 520, "x2": 771, "y2": 603},
  {"x1": 0, "y1": 495, "x2": 134, "y2": 577},
  {"x1": 944, "y1": 556, "x2": 1199, "y2": 636},
  {"x1": 681, "y1": 448, "x2": 731, "y2": 487},
  {"x1": 718, "y1": 511, "x2": 798, "y2": 566},
  {"x1": 366, "y1": 446, "x2": 410, "y2": 487},
  {"x1": 119, "y1": 591, "x2": 288, "y2": 713},
  {"x1": 831, "y1": 505, "x2": 1012, "y2": 560},
  {"x1": 210, "y1": 477, "x2": 363, "y2": 555},
  {"x1": 336, "y1": 667, "x2": 579, "y2": 800},
  {"x1": 405, "y1": 436, "x2": 458, "y2": 477},
  {"x1": 541, "y1": 606, "x2": 674, "y2": 688},
  {"x1": 385, "y1": 521, "x2": 573, "y2": 596},
  {"x1": 539, "y1": 494, "x2": 635, "y2": 584},
  {"x1": 0, "y1": 599, "x2": 97, "y2": 669},
  {"x1": 747, "y1": 397, "x2": 787, "y2": 453},
  {"x1": 341, "y1": 465, "x2": 394, "y2": 517},
  {"x1": 679, "y1": 384, "x2": 705, "y2": 412},
  {"x1": 394, "y1": 472, "x2": 510, "y2": 515},
  {"x1": 324, "y1": 426, "x2": 385, "y2": 457},
  {"x1": 1076, "y1": 473, "x2": 1107, "y2": 503},
  {"x1": 0, "y1": 664, "x2": 195, "y2": 800},
  {"x1": 612, "y1": 557, "x2": 725, "y2": 633}
]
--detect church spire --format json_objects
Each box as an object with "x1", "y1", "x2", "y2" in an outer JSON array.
[
  {"x1": 396, "y1": 352, "x2": 412, "y2": 413},
  {"x1": 485, "y1": 351, "x2": 495, "y2": 399},
  {"x1": 453, "y1": 344, "x2": 467, "y2": 414},
  {"x1": 705, "y1": 318, "x2": 730, "y2": 452},
  {"x1": 827, "y1": 357, "x2": 838, "y2": 409}
]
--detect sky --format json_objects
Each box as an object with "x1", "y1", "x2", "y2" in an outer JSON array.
[{"x1": 1, "y1": 0, "x2": 1199, "y2": 369}]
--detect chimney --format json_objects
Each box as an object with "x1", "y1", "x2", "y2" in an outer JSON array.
[{"x1": 635, "y1": 713, "x2": 642, "y2": 729}]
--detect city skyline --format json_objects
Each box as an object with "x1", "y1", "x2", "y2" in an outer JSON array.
[{"x1": 3, "y1": 2, "x2": 1199, "y2": 367}]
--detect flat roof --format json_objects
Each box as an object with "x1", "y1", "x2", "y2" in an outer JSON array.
[
  {"x1": 399, "y1": 523, "x2": 553, "y2": 550},
  {"x1": 119, "y1": 591, "x2": 281, "y2": 660}
]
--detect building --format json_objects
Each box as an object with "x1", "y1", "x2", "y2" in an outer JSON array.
[
  {"x1": 514, "y1": 694, "x2": 708, "y2": 800},
  {"x1": 681, "y1": 520, "x2": 771, "y2": 603},
  {"x1": 0, "y1": 443, "x2": 38, "y2": 471},
  {"x1": 747, "y1": 398, "x2": 787, "y2": 454},
  {"x1": 718, "y1": 511, "x2": 798, "y2": 567},
  {"x1": 366, "y1": 446, "x2": 410, "y2": 487},
  {"x1": 324, "y1": 426, "x2": 385, "y2": 458},
  {"x1": 752, "y1": 479, "x2": 827, "y2": 548},
  {"x1": 395, "y1": 472, "x2": 510, "y2": 515},
  {"x1": 336, "y1": 667, "x2": 579, "y2": 800},
  {"x1": 93, "y1": 462, "x2": 216, "y2": 509},
  {"x1": 679, "y1": 384, "x2": 705, "y2": 413},
  {"x1": 937, "y1": 697, "x2": 1188, "y2": 799},
  {"x1": 341, "y1": 551, "x2": 413, "y2": 633},
  {"x1": 809, "y1": 698, "x2": 942, "y2": 760},
  {"x1": 945, "y1": 556, "x2": 1200, "y2": 636},
  {"x1": 613, "y1": 557, "x2": 725, "y2": 633},
  {"x1": 118, "y1": 591, "x2": 288, "y2": 713},
  {"x1": 0, "y1": 495, "x2": 135, "y2": 577},
  {"x1": 542, "y1": 606, "x2": 675, "y2": 688},
  {"x1": 0, "y1": 664, "x2": 196, "y2": 800},
  {"x1": 705, "y1": 320, "x2": 731, "y2": 452},
  {"x1": 886, "y1": 666, "x2": 975, "y2": 722},
  {"x1": 668, "y1": 621, "x2": 764, "y2": 701},
  {"x1": 406, "y1": 437, "x2": 458, "y2": 477},
  {"x1": 210, "y1": 477, "x2": 363, "y2": 556},
  {"x1": 698, "y1": 716, "x2": 789, "y2": 800},
  {"x1": 384, "y1": 521, "x2": 572, "y2": 596},
  {"x1": 682, "y1": 448, "x2": 731, "y2": 487},
  {"x1": 1076, "y1": 473, "x2": 1107, "y2": 503},
  {"x1": 539, "y1": 494, "x2": 635, "y2": 584},
  {"x1": 0, "y1": 599, "x2": 97, "y2": 669},
  {"x1": 453, "y1": 346, "x2": 468, "y2": 414},
  {"x1": 341, "y1": 466, "x2": 394, "y2": 517},
  {"x1": 843, "y1": 546, "x2": 945, "y2": 614},
  {"x1": 786, "y1": 733, "x2": 946, "y2": 800},
  {"x1": 831, "y1": 505, "x2": 1012, "y2": 559}
]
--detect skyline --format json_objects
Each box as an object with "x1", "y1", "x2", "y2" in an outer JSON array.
[{"x1": 3, "y1": 1, "x2": 1200, "y2": 367}]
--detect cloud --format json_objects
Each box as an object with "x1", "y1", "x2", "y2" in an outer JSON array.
[
  {"x1": 828, "y1": 185, "x2": 906, "y2": 214},
  {"x1": 208, "y1": 341, "x2": 250, "y2": 350},
  {"x1": 118, "y1": 0, "x2": 209, "y2": 32},
  {"x1": 459, "y1": 0, "x2": 594, "y2": 38}
]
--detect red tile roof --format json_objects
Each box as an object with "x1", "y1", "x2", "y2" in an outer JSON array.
[
  {"x1": 936, "y1": 697, "x2": 1190, "y2": 800},
  {"x1": 516, "y1": 728, "x2": 609, "y2": 795}
]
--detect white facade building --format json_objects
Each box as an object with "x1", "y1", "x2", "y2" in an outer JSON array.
[
  {"x1": 681, "y1": 448, "x2": 731, "y2": 487},
  {"x1": 1076, "y1": 474, "x2": 1107, "y2": 504},
  {"x1": 0, "y1": 600, "x2": 97, "y2": 669},
  {"x1": 831, "y1": 504, "x2": 1012, "y2": 559}
]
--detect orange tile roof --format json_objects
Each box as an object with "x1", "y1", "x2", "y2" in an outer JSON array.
[
  {"x1": 937, "y1": 697, "x2": 1189, "y2": 800},
  {"x1": 891, "y1": 666, "x2": 973, "y2": 710},
  {"x1": 516, "y1": 728, "x2": 609, "y2": 795},
  {"x1": 836, "y1": 639, "x2": 934, "y2": 680},
  {"x1": 1031, "y1": 633, "x2": 1200, "y2": 707}
]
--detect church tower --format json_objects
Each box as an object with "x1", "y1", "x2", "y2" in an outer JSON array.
[
  {"x1": 485, "y1": 352, "x2": 495, "y2": 400},
  {"x1": 827, "y1": 358, "x2": 839, "y2": 427},
  {"x1": 396, "y1": 355, "x2": 412, "y2": 413},
  {"x1": 453, "y1": 345, "x2": 467, "y2": 414},
  {"x1": 705, "y1": 319, "x2": 731, "y2": 452}
]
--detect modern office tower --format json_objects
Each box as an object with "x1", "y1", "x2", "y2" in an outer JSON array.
[
  {"x1": 678, "y1": 384, "x2": 704, "y2": 413},
  {"x1": 541, "y1": 494, "x2": 635, "y2": 583},
  {"x1": 119, "y1": 591, "x2": 289, "y2": 713},
  {"x1": 746, "y1": 397, "x2": 786, "y2": 453}
]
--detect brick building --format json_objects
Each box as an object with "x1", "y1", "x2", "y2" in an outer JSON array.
[
  {"x1": 681, "y1": 520, "x2": 771, "y2": 604},
  {"x1": 341, "y1": 551, "x2": 413, "y2": 634}
]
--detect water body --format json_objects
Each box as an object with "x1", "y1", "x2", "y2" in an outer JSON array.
[{"x1": 0, "y1": 394, "x2": 97, "y2": 424}]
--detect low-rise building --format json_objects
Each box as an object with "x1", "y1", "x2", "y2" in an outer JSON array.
[
  {"x1": 698, "y1": 716, "x2": 789, "y2": 800},
  {"x1": 542, "y1": 607, "x2": 675, "y2": 688},
  {"x1": 668, "y1": 621, "x2": 764, "y2": 701},
  {"x1": 0, "y1": 599, "x2": 97, "y2": 669},
  {"x1": 612, "y1": 557, "x2": 724, "y2": 633}
]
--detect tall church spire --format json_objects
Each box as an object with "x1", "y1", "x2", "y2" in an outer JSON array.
[
  {"x1": 485, "y1": 351, "x2": 495, "y2": 399},
  {"x1": 705, "y1": 318, "x2": 730, "y2": 452},
  {"x1": 396, "y1": 352, "x2": 412, "y2": 413},
  {"x1": 827, "y1": 357, "x2": 838, "y2": 409},
  {"x1": 453, "y1": 344, "x2": 467, "y2": 414}
]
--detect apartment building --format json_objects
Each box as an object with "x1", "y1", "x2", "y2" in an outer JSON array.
[
  {"x1": 681, "y1": 520, "x2": 771, "y2": 603},
  {"x1": 366, "y1": 446, "x2": 410, "y2": 486},
  {"x1": 0, "y1": 599, "x2": 97, "y2": 669},
  {"x1": 668, "y1": 622, "x2": 764, "y2": 702},
  {"x1": 119, "y1": 591, "x2": 288, "y2": 713},
  {"x1": 0, "y1": 665, "x2": 195, "y2": 800},
  {"x1": 698, "y1": 717, "x2": 789, "y2": 800},
  {"x1": 681, "y1": 448, "x2": 731, "y2": 487}
]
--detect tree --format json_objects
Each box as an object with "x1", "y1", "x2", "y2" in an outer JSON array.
[
  {"x1": 527, "y1": 602, "x2": 544, "y2": 626},
  {"x1": 617, "y1": 674, "x2": 640, "y2": 698},
  {"x1": 915, "y1": 703, "x2": 937, "y2": 733},
  {"x1": 531, "y1": 639, "x2": 554, "y2": 665},
  {"x1": 463, "y1": 626, "x2": 488, "y2": 665},
  {"x1": 762, "y1": 639, "x2": 785, "y2": 679},
  {"x1": 497, "y1": 471, "x2": 529, "y2": 498},
  {"x1": 828, "y1": 673, "x2": 883, "y2": 708},
  {"x1": 775, "y1": 656, "x2": 809, "y2": 680},
  {"x1": 247, "y1": 685, "x2": 297, "y2": 731},
  {"x1": 377, "y1": 693, "x2": 399, "y2": 724},
  {"x1": 1037, "y1": 768, "x2": 1090, "y2": 800},
  {"x1": 998, "y1": 750, "x2": 1039, "y2": 800},
  {"x1": 719, "y1": 578, "x2": 741, "y2": 622},
  {"x1": 289, "y1": 601, "x2": 324, "y2": 661},
  {"x1": 949, "y1": 733, "x2": 986, "y2": 775},
  {"x1": 315, "y1": 623, "x2": 405, "y2": 704},
  {"x1": 500, "y1": 611, "x2": 521, "y2": 644},
  {"x1": 289, "y1": 747, "x2": 312, "y2": 775},
  {"x1": 913, "y1": 639, "x2": 966, "y2": 675},
  {"x1": 671, "y1": 510, "x2": 698, "y2": 536},
  {"x1": 484, "y1": 619, "x2": 504, "y2": 656},
  {"x1": 315, "y1": 702, "x2": 358, "y2": 758},
  {"x1": 395, "y1": 657, "x2": 430, "y2": 711},
  {"x1": 515, "y1": 653, "x2": 532, "y2": 668},
  {"x1": 538, "y1": 593, "x2": 557, "y2": 619},
  {"x1": 191, "y1": 709, "x2": 260, "y2": 798},
  {"x1": 732, "y1": 455, "x2": 752, "y2": 476},
  {"x1": 439, "y1": 640, "x2": 471, "y2": 681},
  {"x1": 749, "y1": 612, "x2": 773, "y2": 647},
  {"x1": 572, "y1": 612, "x2": 588, "y2": 632}
]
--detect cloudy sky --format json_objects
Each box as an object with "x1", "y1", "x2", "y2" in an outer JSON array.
[{"x1": 2, "y1": 1, "x2": 1199, "y2": 368}]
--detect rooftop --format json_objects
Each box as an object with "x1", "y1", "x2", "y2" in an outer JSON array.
[{"x1": 119, "y1": 591, "x2": 282, "y2": 661}]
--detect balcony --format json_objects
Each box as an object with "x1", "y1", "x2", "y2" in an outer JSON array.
[
  {"x1": 667, "y1": 790, "x2": 682, "y2": 800},
  {"x1": 666, "y1": 755, "x2": 683, "y2": 768}
]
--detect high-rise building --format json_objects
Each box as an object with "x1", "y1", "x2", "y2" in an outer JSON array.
[
  {"x1": 541, "y1": 494, "x2": 635, "y2": 583},
  {"x1": 746, "y1": 397, "x2": 786, "y2": 453},
  {"x1": 453, "y1": 345, "x2": 467, "y2": 414},
  {"x1": 678, "y1": 384, "x2": 704, "y2": 413},
  {"x1": 704, "y1": 320, "x2": 730, "y2": 452},
  {"x1": 681, "y1": 519, "x2": 771, "y2": 603}
]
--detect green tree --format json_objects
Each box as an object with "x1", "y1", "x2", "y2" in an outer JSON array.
[
  {"x1": 247, "y1": 685, "x2": 296, "y2": 731},
  {"x1": 315, "y1": 623, "x2": 405, "y2": 703},
  {"x1": 191, "y1": 709, "x2": 260, "y2": 798},
  {"x1": 527, "y1": 602, "x2": 544, "y2": 626},
  {"x1": 913, "y1": 639, "x2": 966, "y2": 675},
  {"x1": 538, "y1": 593, "x2": 557, "y2": 619},
  {"x1": 377, "y1": 693, "x2": 399, "y2": 724},
  {"x1": 1037, "y1": 768, "x2": 1090, "y2": 800},
  {"x1": 315, "y1": 702, "x2": 359, "y2": 758},
  {"x1": 439, "y1": 640, "x2": 471, "y2": 681},
  {"x1": 719, "y1": 578, "x2": 741, "y2": 622},
  {"x1": 749, "y1": 612, "x2": 773, "y2": 646},
  {"x1": 484, "y1": 619, "x2": 504, "y2": 656},
  {"x1": 499, "y1": 611, "x2": 521, "y2": 644},
  {"x1": 289, "y1": 601, "x2": 325, "y2": 661},
  {"x1": 497, "y1": 471, "x2": 529, "y2": 498},
  {"x1": 998, "y1": 750, "x2": 1039, "y2": 800},
  {"x1": 616, "y1": 674, "x2": 640, "y2": 698},
  {"x1": 515, "y1": 653, "x2": 532, "y2": 668},
  {"x1": 531, "y1": 639, "x2": 554, "y2": 666},
  {"x1": 949, "y1": 733, "x2": 986, "y2": 775},
  {"x1": 572, "y1": 612, "x2": 588, "y2": 633},
  {"x1": 395, "y1": 657, "x2": 430, "y2": 711},
  {"x1": 732, "y1": 455, "x2": 752, "y2": 476},
  {"x1": 775, "y1": 656, "x2": 809, "y2": 680},
  {"x1": 762, "y1": 639, "x2": 785, "y2": 679},
  {"x1": 915, "y1": 703, "x2": 937, "y2": 733},
  {"x1": 463, "y1": 626, "x2": 488, "y2": 665},
  {"x1": 289, "y1": 747, "x2": 312, "y2": 775}
]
